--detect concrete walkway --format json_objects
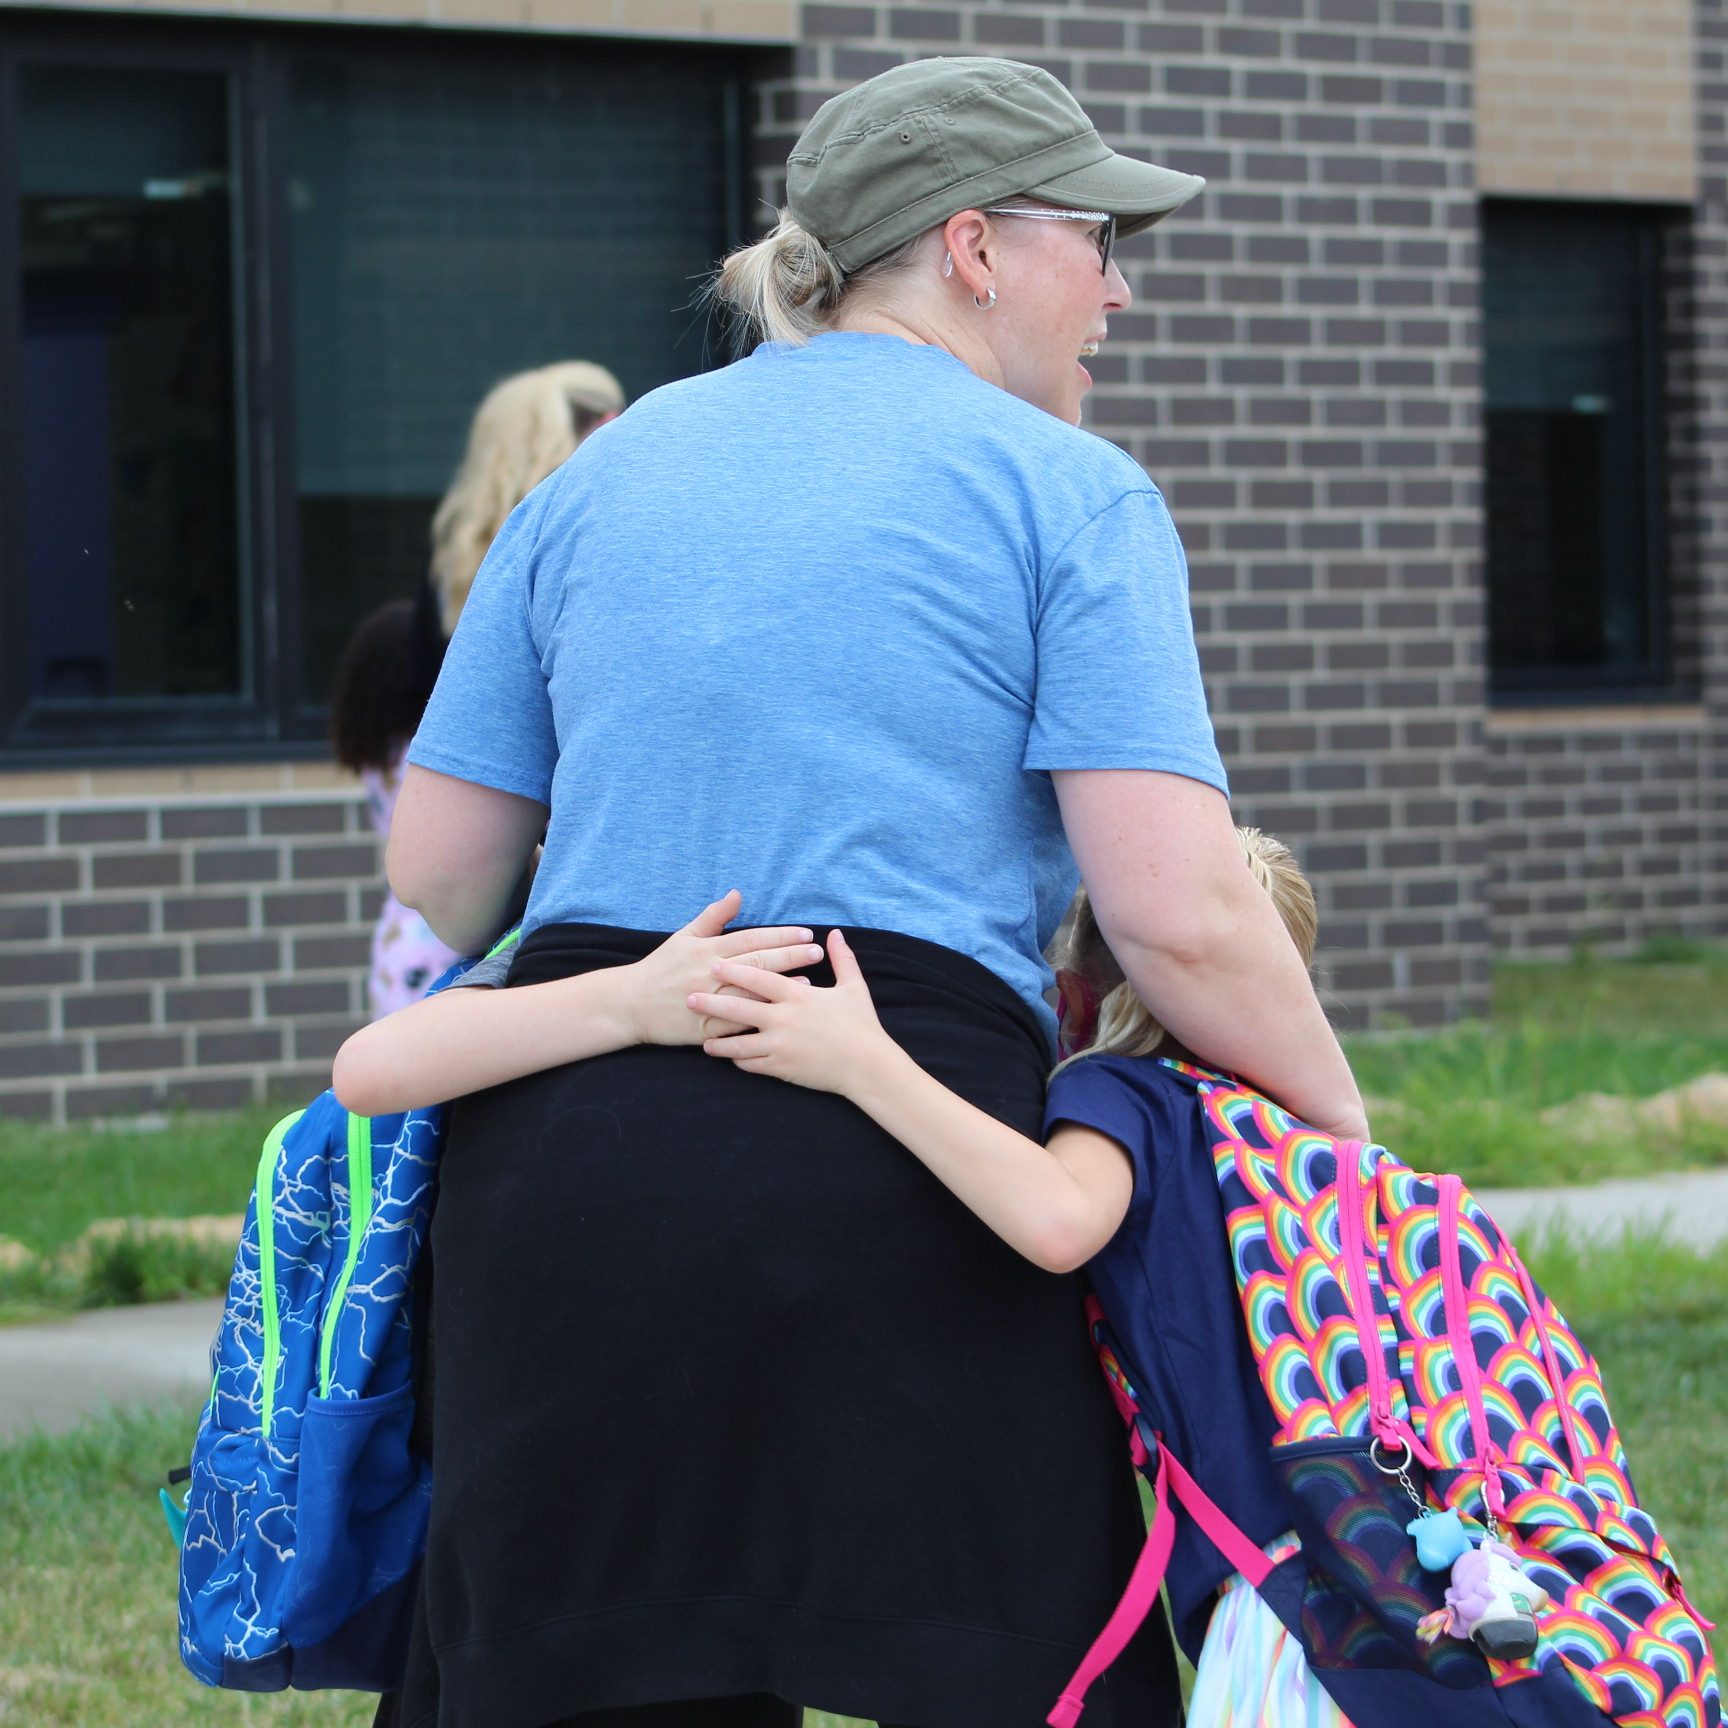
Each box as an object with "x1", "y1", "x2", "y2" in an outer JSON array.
[
  {"x1": 0, "y1": 1296, "x2": 222, "y2": 1441},
  {"x1": 1, "y1": 1168, "x2": 1725, "y2": 1444},
  {"x1": 1475, "y1": 1165, "x2": 1728, "y2": 1254}
]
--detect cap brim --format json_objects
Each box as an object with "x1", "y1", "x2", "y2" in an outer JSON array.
[{"x1": 1025, "y1": 151, "x2": 1205, "y2": 238}]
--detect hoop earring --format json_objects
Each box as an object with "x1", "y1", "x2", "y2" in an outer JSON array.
[
  {"x1": 974, "y1": 286, "x2": 997, "y2": 311},
  {"x1": 942, "y1": 250, "x2": 955, "y2": 279}
]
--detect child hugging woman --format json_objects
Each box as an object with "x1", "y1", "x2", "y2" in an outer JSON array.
[{"x1": 334, "y1": 832, "x2": 1342, "y2": 1728}]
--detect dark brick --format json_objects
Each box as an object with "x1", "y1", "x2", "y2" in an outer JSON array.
[
  {"x1": 62, "y1": 900, "x2": 152, "y2": 938},
  {"x1": 291, "y1": 844, "x2": 377, "y2": 882},
  {"x1": 0, "y1": 904, "x2": 51, "y2": 943},
  {"x1": 0, "y1": 948, "x2": 80, "y2": 988},
  {"x1": 94, "y1": 945, "x2": 185, "y2": 983},
  {"x1": 193, "y1": 937, "x2": 280, "y2": 976},
  {"x1": 0, "y1": 997, "x2": 50, "y2": 1036},
  {"x1": 160, "y1": 806, "x2": 249, "y2": 840},
  {"x1": 293, "y1": 1017, "x2": 363, "y2": 1064},
  {"x1": 95, "y1": 1032, "x2": 185, "y2": 1074},
  {"x1": 194, "y1": 848, "x2": 282, "y2": 886},
  {"x1": 164, "y1": 894, "x2": 251, "y2": 934},
  {"x1": 263, "y1": 890, "x2": 349, "y2": 927},
  {"x1": 0, "y1": 855, "x2": 79, "y2": 894},
  {"x1": 0, "y1": 813, "x2": 48, "y2": 847},
  {"x1": 91, "y1": 852, "x2": 181, "y2": 890},
  {"x1": 888, "y1": 7, "x2": 958, "y2": 38},
  {"x1": 293, "y1": 933, "x2": 371, "y2": 970},
  {"x1": 165, "y1": 985, "x2": 253, "y2": 1022},
  {"x1": 265, "y1": 979, "x2": 354, "y2": 1017},
  {"x1": 0, "y1": 1088, "x2": 55, "y2": 1120},
  {"x1": 800, "y1": 2, "x2": 874, "y2": 33},
  {"x1": 197, "y1": 1028, "x2": 283, "y2": 1066},
  {"x1": 980, "y1": 12, "x2": 1047, "y2": 45},
  {"x1": 64, "y1": 1082, "x2": 161, "y2": 1120},
  {"x1": 165, "y1": 1074, "x2": 259, "y2": 1112},
  {"x1": 0, "y1": 1040, "x2": 84, "y2": 1080},
  {"x1": 63, "y1": 991, "x2": 153, "y2": 1031},
  {"x1": 58, "y1": 809, "x2": 151, "y2": 844}
]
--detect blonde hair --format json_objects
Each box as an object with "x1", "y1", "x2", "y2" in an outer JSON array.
[
  {"x1": 709, "y1": 209, "x2": 925, "y2": 349},
  {"x1": 428, "y1": 361, "x2": 626, "y2": 633},
  {"x1": 1052, "y1": 827, "x2": 1320, "y2": 1071}
]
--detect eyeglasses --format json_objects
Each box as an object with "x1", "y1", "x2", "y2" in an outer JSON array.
[{"x1": 982, "y1": 205, "x2": 1118, "y2": 276}]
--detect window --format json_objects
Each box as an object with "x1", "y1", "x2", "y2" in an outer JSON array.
[
  {"x1": 0, "y1": 21, "x2": 750, "y2": 757},
  {"x1": 1482, "y1": 201, "x2": 1672, "y2": 699}
]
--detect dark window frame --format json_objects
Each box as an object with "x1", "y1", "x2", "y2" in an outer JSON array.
[
  {"x1": 0, "y1": 12, "x2": 759, "y2": 766},
  {"x1": 1482, "y1": 196, "x2": 1683, "y2": 709}
]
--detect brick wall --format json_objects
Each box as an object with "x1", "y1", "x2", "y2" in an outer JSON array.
[
  {"x1": 764, "y1": 0, "x2": 1492, "y2": 1028},
  {"x1": 1475, "y1": 0, "x2": 1697, "y2": 203},
  {"x1": 0, "y1": 775, "x2": 377, "y2": 1122}
]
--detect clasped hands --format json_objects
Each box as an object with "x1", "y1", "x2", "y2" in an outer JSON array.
[{"x1": 633, "y1": 889, "x2": 884, "y2": 1094}]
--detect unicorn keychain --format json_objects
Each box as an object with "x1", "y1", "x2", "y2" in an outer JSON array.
[{"x1": 1409, "y1": 1507, "x2": 1550, "y2": 1660}]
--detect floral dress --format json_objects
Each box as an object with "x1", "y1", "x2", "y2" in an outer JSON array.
[{"x1": 360, "y1": 746, "x2": 464, "y2": 1020}]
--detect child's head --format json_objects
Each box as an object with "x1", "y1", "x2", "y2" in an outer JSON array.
[
  {"x1": 1052, "y1": 826, "x2": 1318, "y2": 1065},
  {"x1": 329, "y1": 599, "x2": 425, "y2": 774}
]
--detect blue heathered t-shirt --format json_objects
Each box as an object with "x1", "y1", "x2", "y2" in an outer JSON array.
[
  {"x1": 410, "y1": 331, "x2": 1226, "y2": 1043},
  {"x1": 1044, "y1": 1055, "x2": 1289, "y2": 1661}
]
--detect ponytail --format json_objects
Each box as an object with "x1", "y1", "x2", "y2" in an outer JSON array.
[
  {"x1": 709, "y1": 209, "x2": 928, "y2": 350},
  {"x1": 711, "y1": 211, "x2": 848, "y2": 348}
]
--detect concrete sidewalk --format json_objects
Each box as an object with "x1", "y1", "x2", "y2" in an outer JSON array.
[
  {"x1": 1, "y1": 1167, "x2": 1724, "y2": 1445},
  {"x1": 0, "y1": 1296, "x2": 221, "y2": 1442}
]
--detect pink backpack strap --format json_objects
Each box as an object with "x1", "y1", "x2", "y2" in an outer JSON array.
[{"x1": 1047, "y1": 1445, "x2": 1270, "y2": 1728}]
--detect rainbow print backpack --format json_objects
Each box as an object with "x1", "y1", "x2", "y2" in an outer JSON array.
[{"x1": 1052, "y1": 1061, "x2": 1719, "y2": 1728}]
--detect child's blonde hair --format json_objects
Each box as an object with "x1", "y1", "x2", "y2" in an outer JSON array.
[
  {"x1": 429, "y1": 361, "x2": 625, "y2": 634},
  {"x1": 1051, "y1": 827, "x2": 1319, "y2": 1070}
]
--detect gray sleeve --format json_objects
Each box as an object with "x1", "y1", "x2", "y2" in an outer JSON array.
[{"x1": 448, "y1": 945, "x2": 517, "y2": 991}]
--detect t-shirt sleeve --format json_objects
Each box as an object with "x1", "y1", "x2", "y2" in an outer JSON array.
[
  {"x1": 1023, "y1": 488, "x2": 1227, "y2": 791},
  {"x1": 407, "y1": 489, "x2": 559, "y2": 805},
  {"x1": 444, "y1": 945, "x2": 515, "y2": 991},
  {"x1": 1044, "y1": 1058, "x2": 1162, "y2": 1223}
]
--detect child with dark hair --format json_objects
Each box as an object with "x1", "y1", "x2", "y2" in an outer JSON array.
[{"x1": 329, "y1": 599, "x2": 461, "y2": 1018}]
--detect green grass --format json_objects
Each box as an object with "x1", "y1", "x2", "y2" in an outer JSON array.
[
  {"x1": 1343, "y1": 949, "x2": 1728, "y2": 1188},
  {"x1": 0, "y1": 1105, "x2": 287, "y2": 1324},
  {"x1": 0, "y1": 1234, "x2": 1719, "y2": 1728}
]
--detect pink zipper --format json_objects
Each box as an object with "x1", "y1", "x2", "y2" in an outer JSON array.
[
  {"x1": 1438, "y1": 1174, "x2": 1505, "y2": 1519},
  {"x1": 1507, "y1": 1250, "x2": 1590, "y2": 1480},
  {"x1": 1334, "y1": 1141, "x2": 1399, "y2": 1445}
]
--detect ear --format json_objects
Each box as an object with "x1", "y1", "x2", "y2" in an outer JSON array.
[{"x1": 941, "y1": 209, "x2": 995, "y2": 301}]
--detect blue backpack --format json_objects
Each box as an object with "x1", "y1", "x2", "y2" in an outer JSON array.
[{"x1": 172, "y1": 1092, "x2": 446, "y2": 1690}]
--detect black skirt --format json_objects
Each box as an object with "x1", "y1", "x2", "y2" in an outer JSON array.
[{"x1": 383, "y1": 924, "x2": 1179, "y2": 1728}]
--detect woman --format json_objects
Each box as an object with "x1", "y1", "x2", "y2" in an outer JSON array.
[
  {"x1": 330, "y1": 361, "x2": 624, "y2": 1018},
  {"x1": 385, "y1": 57, "x2": 1368, "y2": 1728}
]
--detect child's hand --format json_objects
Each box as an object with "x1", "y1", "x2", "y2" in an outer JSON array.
[
  {"x1": 688, "y1": 928, "x2": 889, "y2": 1095},
  {"x1": 627, "y1": 890, "x2": 824, "y2": 1047}
]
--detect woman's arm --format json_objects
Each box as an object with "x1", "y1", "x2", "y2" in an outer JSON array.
[
  {"x1": 386, "y1": 765, "x2": 548, "y2": 957},
  {"x1": 332, "y1": 892, "x2": 822, "y2": 1116},
  {"x1": 1053, "y1": 768, "x2": 1368, "y2": 1141},
  {"x1": 690, "y1": 934, "x2": 1134, "y2": 1273}
]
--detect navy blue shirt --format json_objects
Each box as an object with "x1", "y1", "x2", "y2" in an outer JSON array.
[{"x1": 1044, "y1": 1054, "x2": 1289, "y2": 1660}]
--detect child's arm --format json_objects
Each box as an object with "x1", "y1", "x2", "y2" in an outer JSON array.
[
  {"x1": 332, "y1": 891, "x2": 823, "y2": 1117},
  {"x1": 689, "y1": 931, "x2": 1133, "y2": 1273}
]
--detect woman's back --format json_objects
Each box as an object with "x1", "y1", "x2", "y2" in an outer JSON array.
[{"x1": 412, "y1": 330, "x2": 1224, "y2": 1030}]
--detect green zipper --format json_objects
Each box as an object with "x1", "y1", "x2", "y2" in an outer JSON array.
[
  {"x1": 255, "y1": 1109, "x2": 304, "y2": 1440},
  {"x1": 318, "y1": 1111, "x2": 374, "y2": 1398}
]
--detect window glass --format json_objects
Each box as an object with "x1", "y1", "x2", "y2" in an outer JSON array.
[
  {"x1": 17, "y1": 65, "x2": 243, "y2": 704},
  {"x1": 289, "y1": 47, "x2": 736, "y2": 707},
  {"x1": 1483, "y1": 202, "x2": 1667, "y2": 695}
]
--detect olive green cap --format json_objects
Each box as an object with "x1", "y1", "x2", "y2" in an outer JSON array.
[{"x1": 787, "y1": 56, "x2": 1206, "y2": 272}]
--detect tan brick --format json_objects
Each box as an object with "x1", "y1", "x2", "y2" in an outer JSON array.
[
  {"x1": 614, "y1": 0, "x2": 705, "y2": 32},
  {"x1": 701, "y1": 0, "x2": 793, "y2": 37}
]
